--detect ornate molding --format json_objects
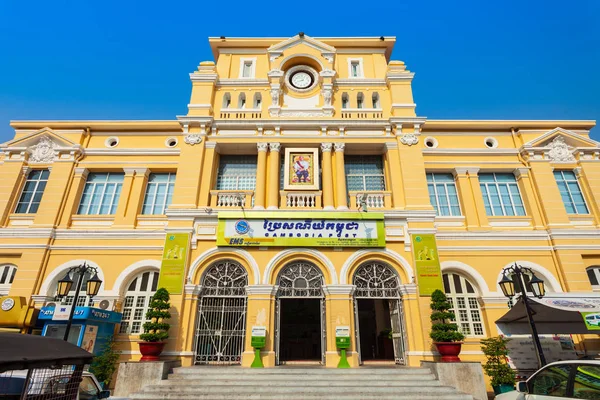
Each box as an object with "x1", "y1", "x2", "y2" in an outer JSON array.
[
  {"x1": 28, "y1": 136, "x2": 56, "y2": 163},
  {"x1": 321, "y1": 85, "x2": 333, "y2": 107},
  {"x1": 547, "y1": 136, "x2": 575, "y2": 162},
  {"x1": 320, "y1": 143, "x2": 333, "y2": 153},
  {"x1": 257, "y1": 142, "x2": 268, "y2": 152},
  {"x1": 334, "y1": 143, "x2": 345, "y2": 152},
  {"x1": 269, "y1": 142, "x2": 281, "y2": 152},
  {"x1": 183, "y1": 134, "x2": 203, "y2": 146},
  {"x1": 399, "y1": 133, "x2": 419, "y2": 146}
]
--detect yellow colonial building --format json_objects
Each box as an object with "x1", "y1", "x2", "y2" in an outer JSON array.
[{"x1": 1, "y1": 34, "x2": 600, "y2": 369}]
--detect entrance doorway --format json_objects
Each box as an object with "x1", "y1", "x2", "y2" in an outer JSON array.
[
  {"x1": 353, "y1": 262, "x2": 407, "y2": 365},
  {"x1": 275, "y1": 261, "x2": 325, "y2": 365},
  {"x1": 279, "y1": 298, "x2": 322, "y2": 361}
]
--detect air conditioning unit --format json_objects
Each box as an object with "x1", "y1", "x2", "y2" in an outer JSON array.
[{"x1": 97, "y1": 299, "x2": 116, "y2": 311}]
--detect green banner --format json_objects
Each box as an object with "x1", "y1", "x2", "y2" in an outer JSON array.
[
  {"x1": 581, "y1": 312, "x2": 600, "y2": 331},
  {"x1": 411, "y1": 234, "x2": 443, "y2": 296},
  {"x1": 157, "y1": 233, "x2": 190, "y2": 294}
]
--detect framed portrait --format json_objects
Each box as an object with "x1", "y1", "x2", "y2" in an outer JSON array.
[{"x1": 283, "y1": 148, "x2": 320, "y2": 190}]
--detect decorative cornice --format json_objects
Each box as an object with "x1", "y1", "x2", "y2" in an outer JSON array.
[
  {"x1": 245, "y1": 285, "x2": 278, "y2": 296},
  {"x1": 322, "y1": 284, "x2": 355, "y2": 296}
]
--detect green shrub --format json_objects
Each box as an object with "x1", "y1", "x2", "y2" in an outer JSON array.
[
  {"x1": 139, "y1": 288, "x2": 172, "y2": 342},
  {"x1": 429, "y1": 289, "x2": 465, "y2": 343},
  {"x1": 481, "y1": 336, "x2": 516, "y2": 387},
  {"x1": 89, "y1": 337, "x2": 120, "y2": 386}
]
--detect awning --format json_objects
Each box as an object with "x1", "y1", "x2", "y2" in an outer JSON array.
[{"x1": 496, "y1": 295, "x2": 600, "y2": 335}]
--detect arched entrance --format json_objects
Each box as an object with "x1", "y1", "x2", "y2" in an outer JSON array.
[
  {"x1": 194, "y1": 260, "x2": 248, "y2": 365},
  {"x1": 275, "y1": 261, "x2": 325, "y2": 365},
  {"x1": 353, "y1": 262, "x2": 407, "y2": 365}
]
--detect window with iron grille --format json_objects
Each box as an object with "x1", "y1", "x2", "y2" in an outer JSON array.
[
  {"x1": 142, "y1": 173, "x2": 176, "y2": 215},
  {"x1": 345, "y1": 155, "x2": 386, "y2": 192},
  {"x1": 77, "y1": 173, "x2": 124, "y2": 215},
  {"x1": 554, "y1": 170, "x2": 589, "y2": 214},
  {"x1": 215, "y1": 155, "x2": 257, "y2": 190},
  {"x1": 427, "y1": 173, "x2": 461, "y2": 216},
  {"x1": 479, "y1": 173, "x2": 525, "y2": 216},
  {"x1": 119, "y1": 270, "x2": 159, "y2": 334},
  {"x1": 15, "y1": 170, "x2": 50, "y2": 214},
  {"x1": 443, "y1": 273, "x2": 485, "y2": 336}
]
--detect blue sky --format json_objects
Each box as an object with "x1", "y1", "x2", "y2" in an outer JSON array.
[{"x1": 0, "y1": 0, "x2": 598, "y2": 142}]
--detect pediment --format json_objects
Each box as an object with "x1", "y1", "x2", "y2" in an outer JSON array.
[
  {"x1": 268, "y1": 35, "x2": 336, "y2": 61},
  {"x1": 525, "y1": 127, "x2": 599, "y2": 149},
  {"x1": 1, "y1": 128, "x2": 81, "y2": 164},
  {"x1": 2, "y1": 127, "x2": 78, "y2": 149}
]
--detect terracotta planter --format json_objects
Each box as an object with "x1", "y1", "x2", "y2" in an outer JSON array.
[
  {"x1": 139, "y1": 342, "x2": 166, "y2": 362},
  {"x1": 434, "y1": 342, "x2": 462, "y2": 362}
]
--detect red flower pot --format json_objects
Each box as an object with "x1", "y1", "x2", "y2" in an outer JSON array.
[
  {"x1": 434, "y1": 342, "x2": 463, "y2": 362},
  {"x1": 139, "y1": 342, "x2": 166, "y2": 362}
]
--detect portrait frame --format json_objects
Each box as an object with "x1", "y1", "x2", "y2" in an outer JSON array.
[{"x1": 283, "y1": 147, "x2": 320, "y2": 190}]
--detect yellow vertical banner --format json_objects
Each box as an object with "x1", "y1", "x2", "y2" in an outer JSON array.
[
  {"x1": 411, "y1": 234, "x2": 444, "y2": 296},
  {"x1": 157, "y1": 233, "x2": 190, "y2": 294}
]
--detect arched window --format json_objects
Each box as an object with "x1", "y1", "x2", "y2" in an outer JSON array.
[
  {"x1": 341, "y1": 93, "x2": 349, "y2": 109},
  {"x1": 356, "y1": 92, "x2": 364, "y2": 109},
  {"x1": 56, "y1": 269, "x2": 95, "y2": 307},
  {"x1": 201, "y1": 260, "x2": 248, "y2": 297},
  {"x1": 443, "y1": 272, "x2": 485, "y2": 336},
  {"x1": 119, "y1": 270, "x2": 159, "y2": 334},
  {"x1": 253, "y1": 93, "x2": 262, "y2": 109},
  {"x1": 276, "y1": 262, "x2": 324, "y2": 298},
  {"x1": 238, "y1": 93, "x2": 246, "y2": 109},
  {"x1": 0, "y1": 264, "x2": 17, "y2": 295},
  {"x1": 353, "y1": 262, "x2": 400, "y2": 298},
  {"x1": 587, "y1": 266, "x2": 600, "y2": 289},
  {"x1": 372, "y1": 92, "x2": 380, "y2": 108},
  {"x1": 222, "y1": 93, "x2": 231, "y2": 109}
]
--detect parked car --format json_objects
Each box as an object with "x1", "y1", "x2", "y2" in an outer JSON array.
[
  {"x1": 0, "y1": 370, "x2": 109, "y2": 400},
  {"x1": 495, "y1": 360, "x2": 600, "y2": 400}
]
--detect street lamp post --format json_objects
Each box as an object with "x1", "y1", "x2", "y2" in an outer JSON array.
[
  {"x1": 56, "y1": 263, "x2": 102, "y2": 342},
  {"x1": 498, "y1": 262, "x2": 547, "y2": 367}
]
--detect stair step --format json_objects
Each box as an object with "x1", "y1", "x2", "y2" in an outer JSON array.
[
  {"x1": 130, "y1": 394, "x2": 472, "y2": 400},
  {"x1": 155, "y1": 379, "x2": 443, "y2": 387},
  {"x1": 166, "y1": 373, "x2": 437, "y2": 381},
  {"x1": 139, "y1": 385, "x2": 461, "y2": 394},
  {"x1": 171, "y1": 366, "x2": 433, "y2": 375}
]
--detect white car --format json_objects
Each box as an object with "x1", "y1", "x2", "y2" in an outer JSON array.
[
  {"x1": 0, "y1": 369, "x2": 109, "y2": 400},
  {"x1": 585, "y1": 314, "x2": 600, "y2": 327},
  {"x1": 495, "y1": 360, "x2": 600, "y2": 400}
]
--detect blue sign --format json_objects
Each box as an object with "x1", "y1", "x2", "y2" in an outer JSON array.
[
  {"x1": 39, "y1": 306, "x2": 122, "y2": 324},
  {"x1": 235, "y1": 219, "x2": 250, "y2": 235}
]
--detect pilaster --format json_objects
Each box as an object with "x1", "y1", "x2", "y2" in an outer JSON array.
[
  {"x1": 334, "y1": 143, "x2": 348, "y2": 210},
  {"x1": 453, "y1": 167, "x2": 481, "y2": 230},
  {"x1": 170, "y1": 133, "x2": 206, "y2": 209},
  {"x1": 321, "y1": 143, "x2": 334, "y2": 210},
  {"x1": 576, "y1": 163, "x2": 600, "y2": 227},
  {"x1": 0, "y1": 158, "x2": 27, "y2": 226},
  {"x1": 396, "y1": 127, "x2": 433, "y2": 210},
  {"x1": 113, "y1": 168, "x2": 137, "y2": 225},
  {"x1": 113, "y1": 168, "x2": 150, "y2": 228},
  {"x1": 254, "y1": 143, "x2": 268, "y2": 210},
  {"x1": 241, "y1": 285, "x2": 278, "y2": 367},
  {"x1": 322, "y1": 285, "x2": 358, "y2": 367},
  {"x1": 58, "y1": 167, "x2": 89, "y2": 227},
  {"x1": 385, "y1": 141, "x2": 405, "y2": 209},
  {"x1": 198, "y1": 142, "x2": 217, "y2": 207},
  {"x1": 529, "y1": 161, "x2": 571, "y2": 228},
  {"x1": 267, "y1": 143, "x2": 281, "y2": 210},
  {"x1": 464, "y1": 168, "x2": 490, "y2": 229},
  {"x1": 514, "y1": 167, "x2": 545, "y2": 229}
]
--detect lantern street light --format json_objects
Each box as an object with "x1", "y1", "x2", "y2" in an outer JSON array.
[
  {"x1": 498, "y1": 262, "x2": 547, "y2": 367},
  {"x1": 56, "y1": 263, "x2": 102, "y2": 342}
]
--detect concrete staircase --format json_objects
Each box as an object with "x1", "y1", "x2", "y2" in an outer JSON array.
[{"x1": 128, "y1": 366, "x2": 474, "y2": 400}]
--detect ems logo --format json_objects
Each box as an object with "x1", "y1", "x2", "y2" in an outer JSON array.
[{"x1": 234, "y1": 219, "x2": 250, "y2": 235}]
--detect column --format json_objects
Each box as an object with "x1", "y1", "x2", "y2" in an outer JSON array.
[
  {"x1": 113, "y1": 168, "x2": 149, "y2": 228},
  {"x1": 454, "y1": 167, "x2": 482, "y2": 230},
  {"x1": 242, "y1": 285, "x2": 278, "y2": 368},
  {"x1": 0, "y1": 159, "x2": 27, "y2": 226},
  {"x1": 384, "y1": 142, "x2": 405, "y2": 209},
  {"x1": 267, "y1": 143, "x2": 280, "y2": 210},
  {"x1": 58, "y1": 167, "x2": 89, "y2": 227},
  {"x1": 33, "y1": 161, "x2": 76, "y2": 227},
  {"x1": 321, "y1": 143, "x2": 334, "y2": 210},
  {"x1": 254, "y1": 143, "x2": 268, "y2": 210},
  {"x1": 514, "y1": 168, "x2": 544, "y2": 229},
  {"x1": 334, "y1": 143, "x2": 348, "y2": 210},
  {"x1": 529, "y1": 161, "x2": 571, "y2": 228},
  {"x1": 322, "y1": 285, "x2": 357, "y2": 367}
]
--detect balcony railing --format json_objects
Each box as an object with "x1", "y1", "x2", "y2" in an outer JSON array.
[
  {"x1": 210, "y1": 190, "x2": 254, "y2": 208},
  {"x1": 280, "y1": 191, "x2": 322, "y2": 209},
  {"x1": 340, "y1": 109, "x2": 383, "y2": 119},
  {"x1": 219, "y1": 109, "x2": 262, "y2": 119},
  {"x1": 349, "y1": 191, "x2": 392, "y2": 210}
]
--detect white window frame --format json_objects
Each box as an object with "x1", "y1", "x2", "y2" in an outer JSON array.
[
  {"x1": 587, "y1": 267, "x2": 600, "y2": 290},
  {"x1": 427, "y1": 173, "x2": 462, "y2": 217},
  {"x1": 119, "y1": 270, "x2": 159, "y2": 335},
  {"x1": 347, "y1": 58, "x2": 364, "y2": 78},
  {"x1": 479, "y1": 172, "x2": 526, "y2": 216},
  {"x1": 15, "y1": 169, "x2": 50, "y2": 214},
  {"x1": 554, "y1": 170, "x2": 589, "y2": 215},
  {"x1": 0, "y1": 264, "x2": 17, "y2": 295},
  {"x1": 344, "y1": 155, "x2": 386, "y2": 191},
  {"x1": 239, "y1": 58, "x2": 256, "y2": 79},
  {"x1": 216, "y1": 155, "x2": 258, "y2": 191},
  {"x1": 443, "y1": 272, "x2": 485, "y2": 337},
  {"x1": 77, "y1": 172, "x2": 124, "y2": 215},
  {"x1": 141, "y1": 173, "x2": 176, "y2": 215}
]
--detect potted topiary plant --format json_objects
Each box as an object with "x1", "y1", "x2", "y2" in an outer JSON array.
[
  {"x1": 429, "y1": 289, "x2": 464, "y2": 362},
  {"x1": 89, "y1": 336, "x2": 120, "y2": 389},
  {"x1": 481, "y1": 336, "x2": 516, "y2": 394},
  {"x1": 139, "y1": 287, "x2": 171, "y2": 362}
]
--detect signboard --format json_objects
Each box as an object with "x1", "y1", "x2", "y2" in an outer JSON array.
[
  {"x1": 217, "y1": 211, "x2": 385, "y2": 248},
  {"x1": 40, "y1": 306, "x2": 122, "y2": 323},
  {"x1": 411, "y1": 234, "x2": 443, "y2": 296},
  {"x1": 335, "y1": 326, "x2": 350, "y2": 338},
  {"x1": 581, "y1": 312, "x2": 600, "y2": 330},
  {"x1": 506, "y1": 335, "x2": 578, "y2": 374},
  {"x1": 52, "y1": 305, "x2": 72, "y2": 321},
  {"x1": 157, "y1": 233, "x2": 190, "y2": 294},
  {"x1": 81, "y1": 325, "x2": 98, "y2": 353},
  {"x1": 251, "y1": 326, "x2": 267, "y2": 337}
]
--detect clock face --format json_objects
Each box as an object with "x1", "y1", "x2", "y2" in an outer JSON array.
[
  {"x1": 1, "y1": 298, "x2": 15, "y2": 311},
  {"x1": 290, "y1": 71, "x2": 312, "y2": 89}
]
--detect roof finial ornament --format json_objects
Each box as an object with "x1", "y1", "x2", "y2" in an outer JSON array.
[{"x1": 299, "y1": 32, "x2": 305, "y2": 38}]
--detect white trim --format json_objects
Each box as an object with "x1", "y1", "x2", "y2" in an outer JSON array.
[
  {"x1": 188, "y1": 247, "x2": 260, "y2": 285},
  {"x1": 484, "y1": 137, "x2": 498, "y2": 148},
  {"x1": 441, "y1": 261, "x2": 491, "y2": 296},
  {"x1": 263, "y1": 248, "x2": 338, "y2": 285},
  {"x1": 39, "y1": 259, "x2": 105, "y2": 297},
  {"x1": 107, "y1": 260, "x2": 161, "y2": 296},
  {"x1": 216, "y1": 78, "x2": 269, "y2": 87},
  {"x1": 104, "y1": 137, "x2": 119, "y2": 148},
  {"x1": 340, "y1": 248, "x2": 414, "y2": 284},
  {"x1": 347, "y1": 58, "x2": 364, "y2": 78},
  {"x1": 335, "y1": 79, "x2": 387, "y2": 86},
  {"x1": 496, "y1": 261, "x2": 563, "y2": 293},
  {"x1": 239, "y1": 57, "x2": 257, "y2": 79}
]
